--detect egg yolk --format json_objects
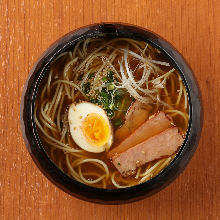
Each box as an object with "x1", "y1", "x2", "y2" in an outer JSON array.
[{"x1": 82, "y1": 113, "x2": 110, "y2": 147}]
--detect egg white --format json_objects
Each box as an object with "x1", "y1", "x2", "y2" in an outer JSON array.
[{"x1": 68, "y1": 102, "x2": 113, "y2": 153}]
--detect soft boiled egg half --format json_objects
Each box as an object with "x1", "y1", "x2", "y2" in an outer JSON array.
[{"x1": 68, "y1": 102, "x2": 113, "y2": 153}]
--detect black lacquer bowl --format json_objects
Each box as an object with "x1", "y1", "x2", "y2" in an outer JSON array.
[{"x1": 20, "y1": 23, "x2": 202, "y2": 204}]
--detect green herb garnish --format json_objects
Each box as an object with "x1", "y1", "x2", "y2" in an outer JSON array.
[
  {"x1": 108, "y1": 83, "x2": 115, "y2": 91},
  {"x1": 83, "y1": 82, "x2": 91, "y2": 94},
  {"x1": 77, "y1": 74, "x2": 83, "y2": 81},
  {"x1": 88, "y1": 72, "x2": 95, "y2": 79},
  {"x1": 106, "y1": 109, "x2": 114, "y2": 118},
  {"x1": 107, "y1": 70, "x2": 114, "y2": 82},
  {"x1": 109, "y1": 103, "x2": 114, "y2": 110},
  {"x1": 114, "y1": 118, "x2": 123, "y2": 127},
  {"x1": 100, "y1": 90, "x2": 109, "y2": 98},
  {"x1": 102, "y1": 70, "x2": 115, "y2": 83},
  {"x1": 102, "y1": 76, "x2": 108, "y2": 82}
]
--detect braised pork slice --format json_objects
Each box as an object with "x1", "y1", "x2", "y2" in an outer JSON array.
[
  {"x1": 112, "y1": 127, "x2": 184, "y2": 177},
  {"x1": 114, "y1": 101, "x2": 152, "y2": 144},
  {"x1": 108, "y1": 111, "x2": 173, "y2": 159}
]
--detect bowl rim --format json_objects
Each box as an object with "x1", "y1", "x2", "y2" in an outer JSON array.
[{"x1": 20, "y1": 22, "x2": 203, "y2": 204}]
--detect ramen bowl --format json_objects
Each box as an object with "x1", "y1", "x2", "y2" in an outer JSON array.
[{"x1": 20, "y1": 23, "x2": 202, "y2": 204}]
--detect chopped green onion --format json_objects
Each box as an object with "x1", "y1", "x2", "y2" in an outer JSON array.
[
  {"x1": 108, "y1": 83, "x2": 115, "y2": 90},
  {"x1": 83, "y1": 82, "x2": 91, "y2": 94},
  {"x1": 88, "y1": 72, "x2": 95, "y2": 79},
  {"x1": 114, "y1": 118, "x2": 123, "y2": 127},
  {"x1": 101, "y1": 87, "x2": 108, "y2": 93},
  {"x1": 102, "y1": 76, "x2": 108, "y2": 82},
  {"x1": 77, "y1": 74, "x2": 83, "y2": 81},
  {"x1": 107, "y1": 70, "x2": 114, "y2": 82},
  {"x1": 106, "y1": 109, "x2": 114, "y2": 118},
  {"x1": 100, "y1": 91, "x2": 109, "y2": 99},
  {"x1": 109, "y1": 103, "x2": 114, "y2": 110}
]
